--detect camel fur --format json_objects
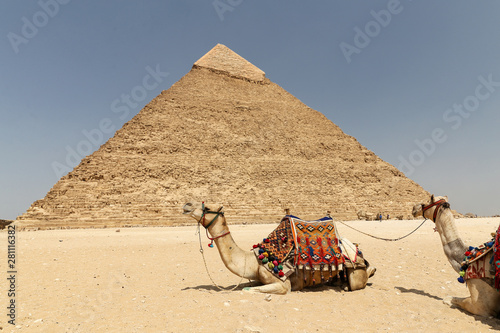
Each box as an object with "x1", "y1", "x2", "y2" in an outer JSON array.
[
  {"x1": 183, "y1": 202, "x2": 375, "y2": 294},
  {"x1": 412, "y1": 195, "x2": 500, "y2": 317}
]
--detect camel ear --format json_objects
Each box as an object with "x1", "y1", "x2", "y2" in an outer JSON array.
[
  {"x1": 444, "y1": 196, "x2": 448, "y2": 202},
  {"x1": 431, "y1": 194, "x2": 435, "y2": 203}
]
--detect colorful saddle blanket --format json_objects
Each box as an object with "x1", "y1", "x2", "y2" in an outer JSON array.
[
  {"x1": 458, "y1": 224, "x2": 500, "y2": 289},
  {"x1": 495, "y1": 225, "x2": 500, "y2": 289},
  {"x1": 290, "y1": 216, "x2": 345, "y2": 270},
  {"x1": 252, "y1": 215, "x2": 345, "y2": 280}
]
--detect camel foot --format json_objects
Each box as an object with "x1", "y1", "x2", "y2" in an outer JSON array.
[
  {"x1": 443, "y1": 296, "x2": 454, "y2": 307},
  {"x1": 367, "y1": 266, "x2": 376, "y2": 278}
]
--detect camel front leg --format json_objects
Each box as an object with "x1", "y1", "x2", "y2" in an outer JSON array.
[
  {"x1": 243, "y1": 266, "x2": 291, "y2": 294},
  {"x1": 243, "y1": 281, "x2": 290, "y2": 294},
  {"x1": 444, "y1": 279, "x2": 500, "y2": 317},
  {"x1": 448, "y1": 296, "x2": 490, "y2": 316},
  {"x1": 347, "y1": 268, "x2": 368, "y2": 291},
  {"x1": 446, "y1": 296, "x2": 497, "y2": 317}
]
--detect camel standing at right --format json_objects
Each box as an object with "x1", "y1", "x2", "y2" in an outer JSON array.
[{"x1": 412, "y1": 195, "x2": 500, "y2": 317}]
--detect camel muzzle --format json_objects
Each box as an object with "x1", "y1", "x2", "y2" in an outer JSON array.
[{"x1": 182, "y1": 203, "x2": 195, "y2": 215}]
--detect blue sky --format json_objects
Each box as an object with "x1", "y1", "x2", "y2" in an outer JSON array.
[{"x1": 1, "y1": 1, "x2": 500, "y2": 219}]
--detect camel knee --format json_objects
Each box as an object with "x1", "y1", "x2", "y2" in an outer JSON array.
[
  {"x1": 347, "y1": 268, "x2": 368, "y2": 291},
  {"x1": 449, "y1": 296, "x2": 497, "y2": 317},
  {"x1": 367, "y1": 266, "x2": 376, "y2": 278}
]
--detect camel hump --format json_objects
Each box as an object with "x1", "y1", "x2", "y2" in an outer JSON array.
[{"x1": 339, "y1": 238, "x2": 358, "y2": 260}]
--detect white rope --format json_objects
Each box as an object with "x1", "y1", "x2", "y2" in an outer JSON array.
[
  {"x1": 338, "y1": 218, "x2": 428, "y2": 241},
  {"x1": 197, "y1": 223, "x2": 247, "y2": 292}
]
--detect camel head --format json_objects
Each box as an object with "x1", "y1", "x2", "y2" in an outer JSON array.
[
  {"x1": 412, "y1": 195, "x2": 449, "y2": 220},
  {"x1": 182, "y1": 202, "x2": 203, "y2": 220},
  {"x1": 182, "y1": 202, "x2": 224, "y2": 224}
]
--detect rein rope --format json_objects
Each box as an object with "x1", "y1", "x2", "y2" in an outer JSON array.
[
  {"x1": 338, "y1": 218, "x2": 428, "y2": 241},
  {"x1": 196, "y1": 205, "x2": 247, "y2": 292}
]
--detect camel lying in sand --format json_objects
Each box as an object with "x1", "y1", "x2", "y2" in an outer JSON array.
[
  {"x1": 413, "y1": 195, "x2": 500, "y2": 317},
  {"x1": 183, "y1": 202, "x2": 375, "y2": 294}
]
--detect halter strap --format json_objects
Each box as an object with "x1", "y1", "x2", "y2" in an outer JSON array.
[
  {"x1": 199, "y1": 202, "x2": 225, "y2": 229},
  {"x1": 198, "y1": 202, "x2": 230, "y2": 247},
  {"x1": 422, "y1": 199, "x2": 448, "y2": 222}
]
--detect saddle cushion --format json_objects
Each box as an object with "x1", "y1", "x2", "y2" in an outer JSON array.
[
  {"x1": 289, "y1": 216, "x2": 345, "y2": 271},
  {"x1": 251, "y1": 217, "x2": 295, "y2": 281},
  {"x1": 252, "y1": 215, "x2": 346, "y2": 281},
  {"x1": 458, "y1": 225, "x2": 499, "y2": 284},
  {"x1": 495, "y1": 224, "x2": 500, "y2": 289}
]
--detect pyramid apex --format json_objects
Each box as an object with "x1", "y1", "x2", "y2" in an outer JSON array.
[{"x1": 193, "y1": 44, "x2": 266, "y2": 82}]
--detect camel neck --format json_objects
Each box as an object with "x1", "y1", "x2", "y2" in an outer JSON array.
[
  {"x1": 207, "y1": 216, "x2": 258, "y2": 280},
  {"x1": 434, "y1": 208, "x2": 467, "y2": 273}
]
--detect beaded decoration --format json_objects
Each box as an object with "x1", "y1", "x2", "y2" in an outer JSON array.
[{"x1": 458, "y1": 238, "x2": 495, "y2": 284}]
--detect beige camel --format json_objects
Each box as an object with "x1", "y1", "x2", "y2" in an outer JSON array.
[
  {"x1": 183, "y1": 202, "x2": 375, "y2": 294},
  {"x1": 412, "y1": 195, "x2": 500, "y2": 317}
]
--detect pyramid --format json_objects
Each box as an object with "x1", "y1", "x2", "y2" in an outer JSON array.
[{"x1": 16, "y1": 44, "x2": 429, "y2": 229}]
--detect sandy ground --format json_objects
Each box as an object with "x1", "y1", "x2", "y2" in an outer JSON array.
[{"x1": 1, "y1": 218, "x2": 500, "y2": 332}]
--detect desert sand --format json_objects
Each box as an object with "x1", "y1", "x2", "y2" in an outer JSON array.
[{"x1": 1, "y1": 218, "x2": 500, "y2": 332}]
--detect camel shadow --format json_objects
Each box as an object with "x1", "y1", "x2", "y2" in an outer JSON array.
[
  {"x1": 183, "y1": 281, "x2": 372, "y2": 293},
  {"x1": 395, "y1": 286, "x2": 500, "y2": 328},
  {"x1": 182, "y1": 281, "x2": 257, "y2": 292},
  {"x1": 394, "y1": 286, "x2": 442, "y2": 301}
]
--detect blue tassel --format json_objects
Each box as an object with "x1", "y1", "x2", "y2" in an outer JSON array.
[{"x1": 457, "y1": 276, "x2": 465, "y2": 283}]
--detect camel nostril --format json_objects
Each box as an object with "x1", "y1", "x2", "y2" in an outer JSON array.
[{"x1": 182, "y1": 203, "x2": 194, "y2": 214}]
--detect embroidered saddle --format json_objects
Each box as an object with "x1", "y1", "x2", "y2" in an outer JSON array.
[
  {"x1": 252, "y1": 215, "x2": 352, "y2": 281},
  {"x1": 458, "y1": 224, "x2": 500, "y2": 289}
]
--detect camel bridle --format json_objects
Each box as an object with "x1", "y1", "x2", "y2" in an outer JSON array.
[
  {"x1": 198, "y1": 202, "x2": 231, "y2": 247},
  {"x1": 422, "y1": 199, "x2": 450, "y2": 222}
]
